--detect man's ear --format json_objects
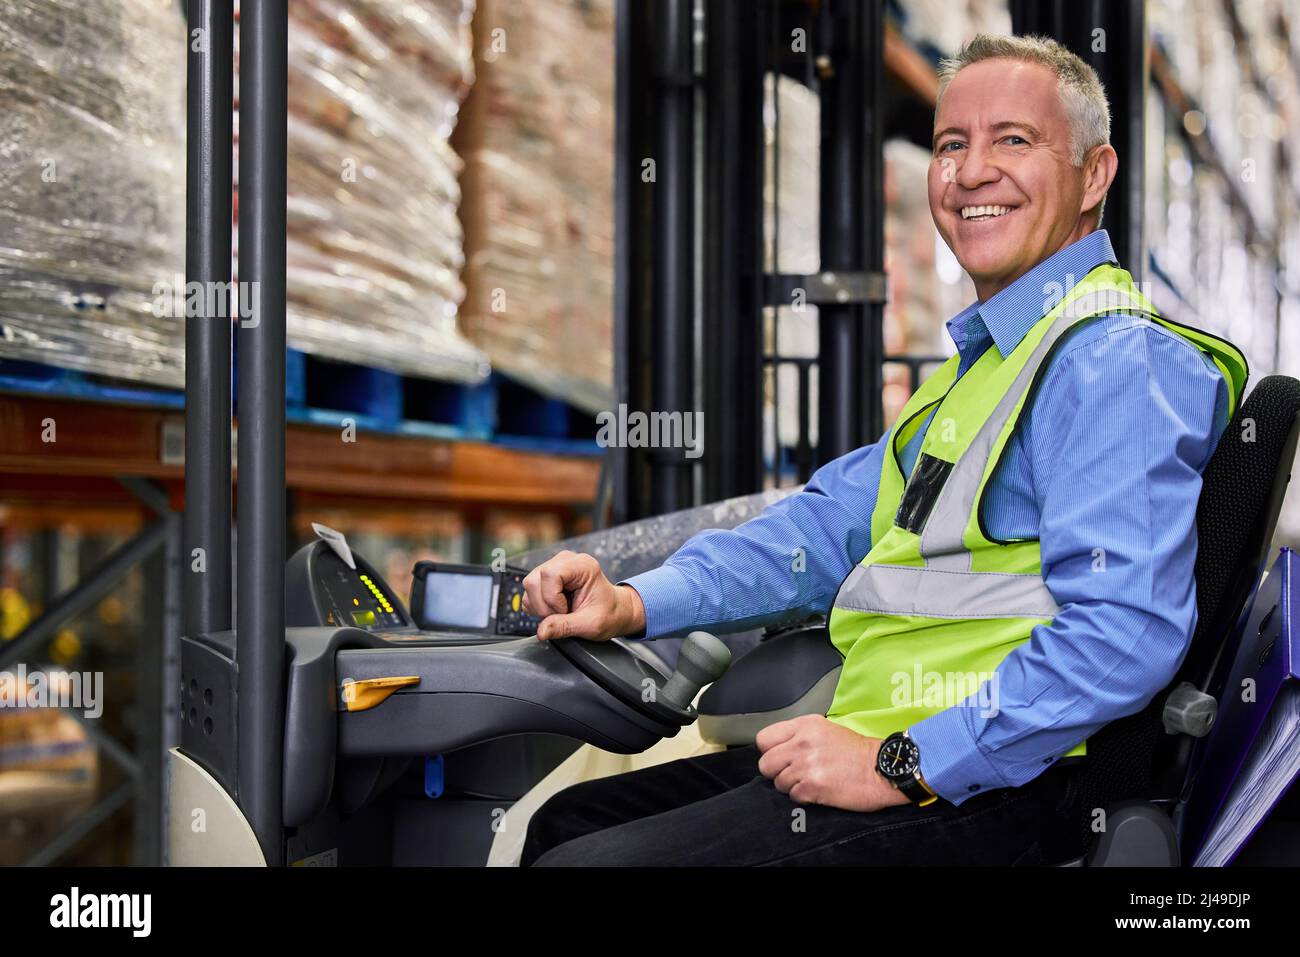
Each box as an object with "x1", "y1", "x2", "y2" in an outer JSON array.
[{"x1": 1080, "y1": 143, "x2": 1118, "y2": 217}]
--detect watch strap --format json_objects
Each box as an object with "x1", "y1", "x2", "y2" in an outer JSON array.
[{"x1": 897, "y1": 773, "x2": 938, "y2": 806}]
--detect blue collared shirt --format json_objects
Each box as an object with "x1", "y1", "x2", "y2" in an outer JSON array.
[{"x1": 623, "y1": 229, "x2": 1231, "y2": 806}]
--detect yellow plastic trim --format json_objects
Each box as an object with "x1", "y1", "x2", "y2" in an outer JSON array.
[{"x1": 340, "y1": 675, "x2": 420, "y2": 712}]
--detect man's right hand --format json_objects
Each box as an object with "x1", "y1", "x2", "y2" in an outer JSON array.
[{"x1": 521, "y1": 550, "x2": 646, "y2": 642}]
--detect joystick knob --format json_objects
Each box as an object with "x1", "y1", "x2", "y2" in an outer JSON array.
[{"x1": 659, "y1": 631, "x2": 732, "y2": 709}]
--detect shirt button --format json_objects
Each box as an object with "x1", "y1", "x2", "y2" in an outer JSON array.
[
  {"x1": 967, "y1": 784, "x2": 980, "y2": 792},
  {"x1": 1043, "y1": 757, "x2": 1054, "y2": 764}
]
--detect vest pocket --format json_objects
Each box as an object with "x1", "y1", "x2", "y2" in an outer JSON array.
[{"x1": 895, "y1": 453, "x2": 954, "y2": 534}]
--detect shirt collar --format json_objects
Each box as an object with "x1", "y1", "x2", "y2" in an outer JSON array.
[{"x1": 944, "y1": 229, "x2": 1118, "y2": 359}]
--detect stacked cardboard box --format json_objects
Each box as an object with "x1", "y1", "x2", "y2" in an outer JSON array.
[
  {"x1": 237, "y1": 0, "x2": 489, "y2": 382},
  {"x1": 457, "y1": 0, "x2": 616, "y2": 413}
]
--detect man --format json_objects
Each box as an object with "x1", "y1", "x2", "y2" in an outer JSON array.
[{"x1": 518, "y1": 34, "x2": 1246, "y2": 866}]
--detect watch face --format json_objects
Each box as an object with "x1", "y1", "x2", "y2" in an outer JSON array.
[{"x1": 878, "y1": 734, "x2": 920, "y2": 781}]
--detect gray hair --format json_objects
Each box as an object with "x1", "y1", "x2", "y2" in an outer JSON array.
[{"x1": 936, "y1": 34, "x2": 1112, "y2": 219}]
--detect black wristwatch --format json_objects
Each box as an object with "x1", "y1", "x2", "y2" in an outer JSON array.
[{"x1": 876, "y1": 731, "x2": 938, "y2": 806}]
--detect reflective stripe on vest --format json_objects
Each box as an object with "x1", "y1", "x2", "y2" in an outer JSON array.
[
  {"x1": 824, "y1": 263, "x2": 1249, "y2": 756},
  {"x1": 835, "y1": 563, "x2": 1061, "y2": 620}
]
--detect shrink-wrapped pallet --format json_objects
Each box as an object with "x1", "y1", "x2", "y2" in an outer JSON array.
[
  {"x1": 0, "y1": 0, "x2": 488, "y2": 390},
  {"x1": 237, "y1": 0, "x2": 489, "y2": 383},
  {"x1": 0, "y1": 0, "x2": 187, "y2": 385},
  {"x1": 457, "y1": 0, "x2": 616, "y2": 412}
]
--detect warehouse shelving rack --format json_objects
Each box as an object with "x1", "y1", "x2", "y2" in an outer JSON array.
[
  {"x1": 614, "y1": 0, "x2": 890, "y2": 520},
  {"x1": 613, "y1": 0, "x2": 1152, "y2": 520}
]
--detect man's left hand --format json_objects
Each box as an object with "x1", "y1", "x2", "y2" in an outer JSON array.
[{"x1": 755, "y1": 715, "x2": 913, "y2": 812}]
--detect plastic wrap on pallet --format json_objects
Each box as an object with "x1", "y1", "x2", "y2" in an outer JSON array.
[
  {"x1": 883, "y1": 138, "x2": 972, "y2": 415},
  {"x1": 889, "y1": 0, "x2": 1011, "y2": 59},
  {"x1": 763, "y1": 76, "x2": 820, "y2": 462},
  {"x1": 235, "y1": 0, "x2": 489, "y2": 383},
  {"x1": 1146, "y1": 0, "x2": 1300, "y2": 545},
  {"x1": 457, "y1": 0, "x2": 616, "y2": 413},
  {"x1": 512, "y1": 487, "x2": 800, "y2": 581},
  {"x1": 0, "y1": 0, "x2": 186, "y2": 386},
  {"x1": 1146, "y1": 0, "x2": 1289, "y2": 371}
]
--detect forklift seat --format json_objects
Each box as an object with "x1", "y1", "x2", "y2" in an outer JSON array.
[
  {"x1": 698, "y1": 374, "x2": 1300, "y2": 866},
  {"x1": 1060, "y1": 373, "x2": 1300, "y2": 865}
]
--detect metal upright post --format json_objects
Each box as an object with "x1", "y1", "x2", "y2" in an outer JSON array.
[
  {"x1": 702, "y1": 0, "x2": 766, "y2": 501},
  {"x1": 613, "y1": 0, "x2": 654, "y2": 523},
  {"x1": 137, "y1": 509, "x2": 182, "y2": 866},
  {"x1": 816, "y1": 0, "x2": 885, "y2": 464},
  {"x1": 650, "y1": 0, "x2": 697, "y2": 515},
  {"x1": 613, "y1": 0, "x2": 634, "y2": 525},
  {"x1": 184, "y1": 0, "x2": 234, "y2": 639},
  {"x1": 236, "y1": 0, "x2": 288, "y2": 866},
  {"x1": 1010, "y1": 0, "x2": 1147, "y2": 279},
  {"x1": 1087, "y1": 0, "x2": 1147, "y2": 283}
]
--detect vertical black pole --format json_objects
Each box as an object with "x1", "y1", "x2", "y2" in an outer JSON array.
[
  {"x1": 650, "y1": 0, "x2": 696, "y2": 515},
  {"x1": 613, "y1": 0, "x2": 635, "y2": 525},
  {"x1": 817, "y1": 0, "x2": 884, "y2": 464},
  {"x1": 863, "y1": 0, "x2": 885, "y2": 445},
  {"x1": 702, "y1": 0, "x2": 765, "y2": 502},
  {"x1": 1089, "y1": 0, "x2": 1146, "y2": 282},
  {"x1": 184, "y1": 0, "x2": 233, "y2": 638},
  {"x1": 1010, "y1": 0, "x2": 1146, "y2": 279},
  {"x1": 614, "y1": 0, "x2": 657, "y2": 523},
  {"x1": 237, "y1": 0, "x2": 287, "y2": 866}
]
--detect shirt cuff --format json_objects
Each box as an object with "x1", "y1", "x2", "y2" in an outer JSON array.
[
  {"x1": 908, "y1": 707, "x2": 1011, "y2": 807},
  {"x1": 618, "y1": 564, "x2": 697, "y2": 640}
]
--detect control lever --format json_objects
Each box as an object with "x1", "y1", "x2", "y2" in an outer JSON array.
[{"x1": 658, "y1": 631, "x2": 732, "y2": 709}]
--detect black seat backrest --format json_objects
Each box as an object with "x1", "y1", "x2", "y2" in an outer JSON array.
[
  {"x1": 1074, "y1": 375, "x2": 1300, "y2": 845},
  {"x1": 1181, "y1": 375, "x2": 1300, "y2": 693}
]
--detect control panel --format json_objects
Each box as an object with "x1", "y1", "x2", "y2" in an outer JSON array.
[
  {"x1": 410, "y1": 561, "x2": 542, "y2": 637},
  {"x1": 495, "y1": 567, "x2": 543, "y2": 635},
  {"x1": 285, "y1": 530, "x2": 413, "y2": 633},
  {"x1": 314, "y1": 550, "x2": 407, "y2": 630},
  {"x1": 285, "y1": 524, "x2": 541, "y2": 644}
]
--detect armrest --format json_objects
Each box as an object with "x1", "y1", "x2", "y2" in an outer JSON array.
[
  {"x1": 696, "y1": 625, "x2": 843, "y2": 746},
  {"x1": 1086, "y1": 800, "x2": 1180, "y2": 867}
]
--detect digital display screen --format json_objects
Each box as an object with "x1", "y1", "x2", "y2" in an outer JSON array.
[
  {"x1": 421, "y1": 572, "x2": 493, "y2": 630},
  {"x1": 351, "y1": 609, "x2": 377, "y2": 626}
]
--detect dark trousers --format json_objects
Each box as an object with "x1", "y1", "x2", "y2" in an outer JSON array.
[{"x1": 521, "y1": 744, "x2": 1086, "y2": 866}]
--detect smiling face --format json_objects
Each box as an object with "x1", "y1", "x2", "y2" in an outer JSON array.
[{"x1": 928, "y1": 58, "x2": 1117, "y2": 302}]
